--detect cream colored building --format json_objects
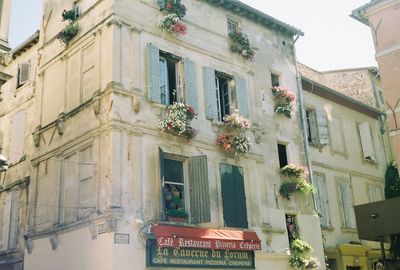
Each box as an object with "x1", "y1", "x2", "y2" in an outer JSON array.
[
  {"x1": 0, "y1": 0, "x2": 327, "y2": 270},
  {"x1": 300, "y1": 64, "x2": 392, "y2": 270}
]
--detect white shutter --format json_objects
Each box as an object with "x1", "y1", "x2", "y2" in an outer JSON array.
[
  {"x1": 8, "y1": 191, "x2": 20, "y2": 250},
  {"x1": 18, "y1": 62, "x2": 30, "y2": 86},
  {"x1": 339, "y1": 181, "x2": 356, "y2": 229},
  {"x1": 9, "y1": 111, "x2": 25, "y2": 164},
  {"x1": 316, "y1": 109, "x2": 329, "y2": 145},
  {"x1": 1, "y1": 193, "x2": 12, "y2": 250},
  {"x1": 358, "y1": 122, "x2": 376, "y2": 161},
  {"x1": 368, "y1": 184, "x2": 383, "y2": 202},
  {"x1": 314, "y1": 174, "x2": 330, "y2": 227}
]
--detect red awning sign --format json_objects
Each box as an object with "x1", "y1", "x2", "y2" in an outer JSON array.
[{"x1": 152, "y1": 225, "x2": 262, "y2": 251}]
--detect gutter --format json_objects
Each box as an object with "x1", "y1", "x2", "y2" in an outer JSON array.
[{"x1": 291, "y1": 35, "x2": 319, "y2": 214}]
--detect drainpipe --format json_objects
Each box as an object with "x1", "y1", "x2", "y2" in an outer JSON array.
[{"x1": 291, "y1": 34, "x2": 319, "y2": 214}]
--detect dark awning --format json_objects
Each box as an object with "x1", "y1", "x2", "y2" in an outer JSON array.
[{"x1": 152, "y1": 225, "x2": 261, "y2": 251}]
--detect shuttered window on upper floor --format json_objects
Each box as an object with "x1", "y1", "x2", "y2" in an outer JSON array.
[
  {"x1": 337, "y1": 179, "x2": 356, "y2": 230},
  {"x1": 147, "y1": 44, "x2": 198, "y2": 113},
  {"x1": 220, "y1": 163, "x2": 248, "y2": 228},
  {"x1": 159, "y1": 148, "x2": 211, "y2": 224},
  {"x1": 203, "y1": 67, "x2": 250, "y2": 121},
  {"x1": 305, "y1": 108, "x2": 329, "y2": 147},
  {"x1": 17, "y1": 62, "x2": 30, "y2": 88},
  {"x1": 314, "y1": 173, "x2": 330, "y2": 228},
  {"x1": 9, "y1": 110, "x2": 25, "y2": 164},
  {"x1": 1, "y1": 191, "x2": 20, "y2": 251},
  {"x1": 358, "y1": 122, "x2": 376, "y2": 162}
]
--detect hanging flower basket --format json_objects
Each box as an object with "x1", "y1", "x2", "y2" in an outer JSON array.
[
  {"x1": 159, "y1": 14, "x2": 187, "y2": 36},
  {"x1": 217, "y1": 134, "x2": 252, "y2": 156},
  {"x1": 158, "y1": 102, "x2": 197, "y2": 139},
  {"x1": 229, "y1": 30, "x2": 256, "y2": 61},
  {"x1": 289, "y1": 239, "x2": 320, "y2": 270},
  {"x1": 62, "y1": 9, "x2": 78, "y2": 22},
  {"x1": 223, "y1": 110, "x2": 251, "y2": 132},
  {"x1": 271, "y1": 86, "x2": 296, "y2": 118},
  {"x1": 57, "y1": 23, "x2": 79, "y2": 45},
  {"x1": 159, "y1": 0, "x2": 187, "y2": 36},
  {"x1": 279, "y1": 164, "x2": 314, "y2": 200}
]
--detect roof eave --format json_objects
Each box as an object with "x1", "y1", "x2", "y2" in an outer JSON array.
[
  {"x1": 301, "y1": 76, "x2": 383, "y2": 119},
  {"x1": 202, "y1": 0, "x2": 304, "y2": 36}
]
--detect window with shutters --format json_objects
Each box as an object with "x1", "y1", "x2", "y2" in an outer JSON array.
[
  {"x1": 9, "y1": 110, "x2": 25, "y2": 164},
  {"x1": 1, "y1": 191, "x2": 20, "y2": 251},
  {"x1": 367, "y1": 183, "x2": 383, "y2": 202},
  {"x1": 313, "y1": 173, "x2": 331, "y2": 228},
  {"x1": 60, "y1": 146, "x2": 94, "y2": 224},
  {"x1": 358, "y1": 122, "x2": 376, "y2": 162},
  {"x1": 159, "y1": 148, "x2": 211, "y2": 224},
  {"x1": 220, "y1": 163, "x2": 248, "y2": 228},
  {"x1": 16, "y1": 62, "x2": 30, "y2": 88},
  {"x1": 203, "y1": 67, "x2": 250, "y2": 121},
  {"x1": 147, "y1": 44, "x2": 198, "y2": 112},
  {"x1": 337, "y1": 179, "x2": 356, "y2": 230},
  {"x1": 306, "y1": 108, "x2": 329, "y2": 147}
]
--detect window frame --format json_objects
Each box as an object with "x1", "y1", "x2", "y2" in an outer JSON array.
[
  {"x1": 329, "y1": 115, "x2": 347, "y2": 156},
  {"x1": 277, "y1": 143, "x2": 289, "y2": 168},
  {"x1": 16, "y1": 61, "x2": 30, "y2": 88},
  {"x1": 215, "y1": 72, "x2": 232, "y2": 121},
  {"x1": 159, "y1": 51, "x2": 181, "y2": 106},
  {"x1": 227, "y1": 19, "x2": 239, "y2": 34},
  {"x1": 305, "y1": 108, "x2": 319, "y2": 145},
  {"x1": 271, "y1": 72, "x2": 280, "y2": 87}
]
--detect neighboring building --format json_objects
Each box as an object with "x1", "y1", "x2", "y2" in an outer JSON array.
[
  {"x1": 0, "y1": 31, "x2": 39, "y2": 270},
  {"x1": 300, "y1": 63, "x2": 392, "y2": 270},
  {"x1": 351, "y1": 0, "x2": 400, "y2": 168},
  {"x1": 0, "y1": 1, "x2": 326, "y2": 270}
]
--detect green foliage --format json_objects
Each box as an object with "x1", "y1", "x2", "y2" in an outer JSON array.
[
  {"x1": 62, "y1": 9, "x2": 78, "y2": 22},
  {"x1": 167, "y1": 208, "x2": 188, "y2": 218},
  {"x1": 57, "y1": 23, "x2": 79, "y2": 45},
  {"x1": 385, "y1": 161, "x2": 400, "y2": 199},
  {"x1": 290, "y1": 239, "x2": 313, "y2": 255},
  {"x1": 229, "y1": 30, "x2": 256, "y2": 61},
  {"x1": 279, "y1": 164, "x2": 314, "y2": 200},
  {"x1": 385, "y1": 161, "x2": 400, "y2": 260}
]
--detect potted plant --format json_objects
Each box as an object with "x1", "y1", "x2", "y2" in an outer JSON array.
[
  {"x1": 229, "y1": 30, "x2": 256, "y2": 61},
  {"x1": 167, "y1": 208, "x2": 189, "y2": 223},
  {"x1": 289, "y1": 239, "x2": 320, "y2": 270},
  {"x1": 279, "y1": 164, "x2": 314, "y2": 200},
  {"x1": 62, "y1": 8, "x2": 79, "y2": 22},
  {"x1": 159, "y1": 0, "x2": 188, "y2": 36},
  {"x1": 158, "y1": 102, "x2": 197, "y2": 139},
  {"x1": 271, "y1": 86, "x2": 296, "y2": 118},
  {"x1": 57, "y1": 23, "x2": 79, "y2": 45}
]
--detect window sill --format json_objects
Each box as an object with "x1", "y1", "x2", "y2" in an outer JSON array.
[
  {"x1": 362, "y1": 158, "x2": 378, "y2": 166},
  {"x1": 341, "y1": 227, "x2": 357, "y2": 233},
  {"x1": 0, "y1": 248, "x2": 19, "y2": 256},
  {"x1": 321, "y1": 226, "x2": 334, "y2": 232}
]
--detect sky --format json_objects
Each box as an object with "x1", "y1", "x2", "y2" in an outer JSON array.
[{"x1": 8, "y1": 0, "x2": 377, "y2": 71}]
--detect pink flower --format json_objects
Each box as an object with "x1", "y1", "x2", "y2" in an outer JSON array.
[{"x1": 173, "y1": 21, "x2": 187, "y2": 35}]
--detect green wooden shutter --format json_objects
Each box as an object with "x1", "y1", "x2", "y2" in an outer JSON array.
[
  {"x1": 235, "y1": 76, "x2": 250, "y2": 118},
  {"x1": 233, "y1": 166, "x2": 248, "y2": 228},
  {"x1": 147, "y1": 44, "x2": 161, "y2": 103},
  {"x1": 8, "y1": 191, "x2": 20, "y2": 250},
  {"x1": 220, "y1": 164, "x2": 248, "y2": 228},
  {"x1": 189, "y1": 155, "x2": 211, "y2": 224},
  {"x1": 184, "y1": 59, "x2": 198, "y2": 114},
  {"x1": 203, "y1": 67, "x2": 218, "y2": 120},
  {"x1": 159, "y1": 148, "x2": 166, "y2": 220},
  {"x1": 220, "y1": 164, "x2": 236, "y2": 227}
]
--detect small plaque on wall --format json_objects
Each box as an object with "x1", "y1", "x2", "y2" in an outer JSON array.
[{"x1": 114, "y1": 233, "x2": 130, "y2": 244}]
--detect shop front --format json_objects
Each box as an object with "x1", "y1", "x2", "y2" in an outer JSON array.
[{"x1": 147, "y1": 225, "x2": 262, "y2": 269}]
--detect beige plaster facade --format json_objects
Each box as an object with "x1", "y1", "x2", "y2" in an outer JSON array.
[
  {"x1": 0, "y1": 0, "x2": 326, "y2": 270},
  {"x1": 352, "y1": 0, "x2": 400, "y2": 167},
  {"x1": 301, "y1": 64, "x2": 391, "y2": 270}
]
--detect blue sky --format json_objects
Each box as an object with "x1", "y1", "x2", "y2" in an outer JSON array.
[{"x1": 9, "y1": 0, "x2": 376, "y2": 71}]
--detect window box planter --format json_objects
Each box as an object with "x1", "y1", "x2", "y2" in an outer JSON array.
[
  {"x1": 279, "y1": 164, "x2": 314, "y2": 200},
  {"x1": 158, "y1": 0, "x2": 187, "y2": 36},
  {"x1": 271, "y1": 86, "x2": 296, "y2": 118},
  {"x1": 57, "y1": 23, "x2": 79, "y2": 45},
  {"x1": 159, "y1": 102, "x2": 197, "y2": 140},
  {"x1": 62, "y1": 8, "x2": 79, "y2": 22},
  {"x1": 229, "y1": 30, "x2": 256, "y2": 61}
]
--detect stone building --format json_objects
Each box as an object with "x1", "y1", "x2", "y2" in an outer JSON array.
[
  {"x1": 300, "y1": 64, "x2": 392, "y2": 270},
  {"x1": 0, "y1": 0, "x2": 326, "y2": 270},
  {"x1": 352, "y1": 0, "x2": 400, "y2": 170}
]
